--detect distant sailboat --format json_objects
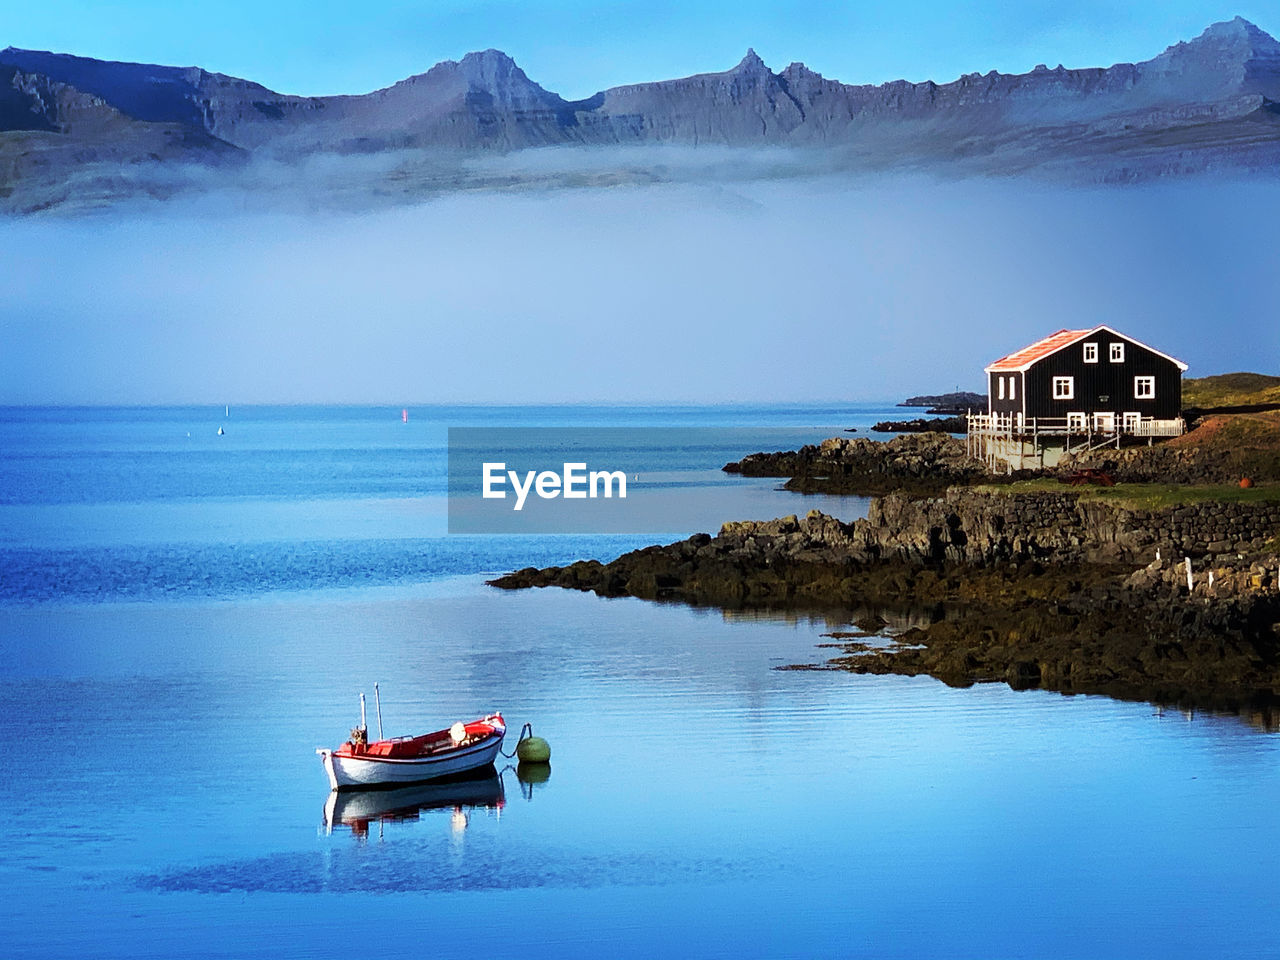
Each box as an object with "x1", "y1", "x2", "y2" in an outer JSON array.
[
  {"x1": 217, "y1": 426, "x2": 225, "y2": 436},
  {"x1": 225, "y1": 405, "x2": 229, "y2": 418},
  {"x1": 402, "y1": 408, "x2": 409, "y2": 423}
]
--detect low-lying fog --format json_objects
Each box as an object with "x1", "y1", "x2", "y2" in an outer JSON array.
[{"x1": 2, "y1": 165, "x2": 1276, "y2": 404}]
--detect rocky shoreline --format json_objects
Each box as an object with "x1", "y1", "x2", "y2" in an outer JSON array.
[
  {"x1": 491, "y1": 488, "x2": 1280, "y2": 708},
  {"x1": 723, "y1": 433, "x2": 990, "y2": 496},
  {"x1": 870, "y1": 415, "x2": 968, "y2": 433}
]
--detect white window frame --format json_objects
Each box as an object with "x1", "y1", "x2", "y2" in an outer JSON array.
[
  {"x1": 1067, "y1": 412, "x2": 1086, "y2": 431},
  {"x1": 1123, "y1": 412, "x2": 1141, "y2": 432},
  {"x1": 1110, "y1": 342, "x2": 1125, "y2": 363},
  {"x1": 1008, "y1": 376, "x2": 1016, "y2": 401},
  {"x1": 1093, "y1": 412, "x2": 1115, "y2": 432},
  {"x1": 1053, "y1": 376, "x2": 1074, "y2": 400},
  {"x1": 997, "y1": 377, "x2": 1005, "y2": 400},
  {"x1": 1134, "y1": 375, "x2": 1155, "y2": 399},
  {"x1": 1083, "y1": 342, "x2": 1098, "y2": 363}
]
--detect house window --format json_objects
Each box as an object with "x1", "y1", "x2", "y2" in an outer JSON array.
[
  {"x1": 1110, "y1": 343, "x2": 1125, "y2": 363},
  {"x1": 1009, "y1": 377, "x2": 1016, "y2": 401},
  {"x1": 997, "y1": 377, "x2": 1005, "y2": 400},
  {"x1": 1134, "y1": 376, "x2": 1155, "y2": 399},
  {"x1": 1067, "y1": 412, "x2": 1086, "y2": 431},
  {"x1": 1123, "y1": 412, "x2": 1141, "y2": 432},
  {"x1": 1083, "y1": 342, "x2": 1098, "y2": 363},
  {"x1": 1053, "y1": 376, "x2": 1074, "y2": 400}
]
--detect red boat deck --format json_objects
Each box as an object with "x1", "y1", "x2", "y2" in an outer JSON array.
[{"x1": 337, "y1": 718, "x2": 500, "y2": 759}]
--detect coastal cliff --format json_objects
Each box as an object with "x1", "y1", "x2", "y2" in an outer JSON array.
[{"x1": 492, "y1": 486, "x2": 1280, "y2": 706}]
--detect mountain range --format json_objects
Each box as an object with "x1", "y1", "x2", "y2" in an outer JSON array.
[{"x1": 2, "y1": 16, "x2": 1279, "y2": 212}]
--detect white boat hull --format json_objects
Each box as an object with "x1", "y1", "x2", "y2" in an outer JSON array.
[{"x1": 318, "y1": 732, "x2": 505, "y2": 791}]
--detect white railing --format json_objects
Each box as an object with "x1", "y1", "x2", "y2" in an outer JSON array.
[
  {"x1": 967, "y1": 414, "x2": 1184, "y2": 439},
  {"x1": 1132, "y1": 418, "x2": 1186, "y2": 437}
]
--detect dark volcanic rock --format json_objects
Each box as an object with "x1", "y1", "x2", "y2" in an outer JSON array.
[
  {"x1": 871, "y1": 416, "x2": 967, "y2": 433},
  {"x1": 724, "y1": 434, "x2": 987, "y2": 496}
]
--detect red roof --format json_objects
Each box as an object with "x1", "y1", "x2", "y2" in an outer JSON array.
[{"x1": 985, "y1": 328, "x2": 1091, "y2": 372}]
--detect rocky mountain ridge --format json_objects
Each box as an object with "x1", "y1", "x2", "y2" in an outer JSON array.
[{"x1": 3, "y1": 17, "x2": 1280, "y2": 211}]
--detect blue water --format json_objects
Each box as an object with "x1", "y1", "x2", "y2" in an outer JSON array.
[
  {"x1": 0, "y1": 404, "x2": 884, "y2": 601},
  {"x1": 2, "y1": 405, "x2": 1278, "y2": 959}
]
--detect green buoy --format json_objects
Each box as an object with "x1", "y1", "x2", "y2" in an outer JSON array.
[{"x1": 516, "y1": 735, "x2": 551, "y2": 764}]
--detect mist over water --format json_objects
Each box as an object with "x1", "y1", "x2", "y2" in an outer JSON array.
[{"x1": 2, "y1": 170, "x2": 1277, "y2": 405}]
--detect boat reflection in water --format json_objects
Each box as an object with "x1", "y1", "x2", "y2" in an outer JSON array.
[{"x1": 323, "y1": 767, "x2": 505, "y2": 838}]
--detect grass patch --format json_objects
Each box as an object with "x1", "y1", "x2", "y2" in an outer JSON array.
[
  {"x1": 1183, "y1": 372, "x2": 1280, "y2": 410},
  {"x1": 976, "y1": 479, "x2": 1280, "y2": 509}
]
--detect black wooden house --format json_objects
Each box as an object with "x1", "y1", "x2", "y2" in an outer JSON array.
[
  {"x1": 984, "y1": 325, "x2": 1187, "y2": 434},
  {"x1": 970, "y1": 325, "x2": 1188, "y2": 470}
]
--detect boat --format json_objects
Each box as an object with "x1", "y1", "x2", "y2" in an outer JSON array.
[
  {"x1": 323, "y1": 768, "x2": 504, "y2": 836},
  {"x1": 316, "y1": 687, "x2": 505, "y2": 791}
]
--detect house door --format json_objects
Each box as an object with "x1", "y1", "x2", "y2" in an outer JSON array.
[{"x1": 1092, "y1": 412, "x2": 1115, "y2": 432}]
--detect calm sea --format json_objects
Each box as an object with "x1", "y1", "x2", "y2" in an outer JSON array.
[{"x1": 1, "y1": 405, "x2": 1277, "y2": 959}]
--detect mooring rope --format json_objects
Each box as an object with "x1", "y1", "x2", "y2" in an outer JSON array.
[{"x1": 499, "y1": 722, "x2": 535, "y2": 759}]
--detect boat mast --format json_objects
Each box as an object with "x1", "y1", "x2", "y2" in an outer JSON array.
[
  {"x1": 360, "y1": 692, "x2": 367, "y2": 733},
  {"x1": 374, "y1": 682, "x2": 384, "y2": 739}
]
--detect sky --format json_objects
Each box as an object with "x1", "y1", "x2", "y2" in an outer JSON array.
[
  {"x1": 0, "y1": 1, "x2": 1276, "y2": 98},
  {"x1": 3, "y1": 175, "x2": 1277, "y2": 404}
]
